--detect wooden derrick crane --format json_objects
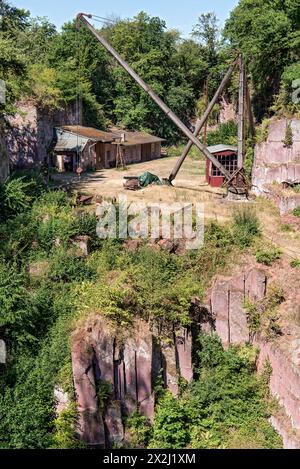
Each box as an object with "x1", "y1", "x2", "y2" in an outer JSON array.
[{"x1": 77, "y1": 13, "x2": 254, "y2": 194}]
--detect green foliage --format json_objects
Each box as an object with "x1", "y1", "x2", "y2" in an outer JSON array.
[
  {"x1": 126, "y1": 412, "x2": 152, "y2": 448},
  {"x1": 255, "y1": 245, "x2": 282, "y2": 266},
  {"x1": 244, "y1": 299, "x2": 261, "y2": 334},
  {"x1": 150, "y1": 392, "x2": 189, "y2": 449},
  {"x1": 52, "y1": 403, "x2": 84, "y2": 449},
  {"x1": 206, "y1": 121, "x2": 238, "y2": 147},
  {"x1": 282, "y1": 121, "x2": 294, "y2": 147},
  {"x1": 232, "y1": 207, "x2": 261, "y2": 248},
  {"x1": 256, "y1": 119, "x2": 270, "y2": 143},
  {"x1": 97, "y1": 381, "x2": 113, "y2": 413},
  {"x1": 0, "y1": 173, "x2": 44, "y2": 222},
  {"x1": 271, "y1": 62, "x2": 300, "y2": 116},
  {"x1": 244, "y1": 285, "x2": 284, "y2": 340},
  {"x1": 290, "y1": 259, "x2": 300, "y2": 268},
  {"x1": 149, "y1": 334, "x2": 281, "y2": 449},
  {"x1": 293, "y1": 206, "x2": 300, "y2": 218},
  {"x1": 224, "y1": 0, "x2": 300, "y2": 120}
]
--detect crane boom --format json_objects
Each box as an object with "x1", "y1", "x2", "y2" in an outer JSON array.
[{"x1": 77, "y1": 13, "x2": 231, "y2": 180}]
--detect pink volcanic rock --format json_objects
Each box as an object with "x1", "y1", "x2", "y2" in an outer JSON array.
[
  {"x1": 162, "y1": 340, "x2": 179, "y2": 397},
  {"x1": 245, "y1": 268, "x2": 267, "y2": 301},
  {"x1": 71, "y1": 333, "x2": 105, "y2": 446},
  {"x1": 123, "y1": 319, "x2": 155, "y2": 419},
  {"x1": 175, "y1": 327, "x2": 193, "y2": 383},
  {"x1": 211, "y1": 277, "x2": 230, "y2": 346},
  {"x1": 252, "y1": 118, "x2": 300, "y2": 199},
  {"x1": 257, "y1": 340, "x2": 300, "y2": 431},
  {"x1": 104, "y1": 400, "x2": 124, "y2": 444}
]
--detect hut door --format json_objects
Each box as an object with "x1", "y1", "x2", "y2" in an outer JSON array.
[
  {"x1": 95, "y1": 143, "x2": 105, "y2": 169},
  {"x1": 141, "y1": 143, "x2": 151, "y2": 162}
]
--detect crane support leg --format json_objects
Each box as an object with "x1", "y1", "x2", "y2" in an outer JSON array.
[{"x1": 168, "y1": 56, "x2": 239, "y2": 183}]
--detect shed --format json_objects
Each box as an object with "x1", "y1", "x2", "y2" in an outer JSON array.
[
  {"x1": 205, "y1": 144, "x2": 238, "y2": 187},
  {"x1": 53, "y1": 126, "x2": 164, "y2": 172}
]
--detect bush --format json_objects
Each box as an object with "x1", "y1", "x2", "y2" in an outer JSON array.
[
  {"x1": 290, "y1": 259, "x2": 300, "y2": 268},
  {"x1": 52, "y1": 403, "x2": 84, "y2": 449},
  {"x1": 232, "y1": 207, "x2": 261, "y2": 248},
  {"x1": 255, "y1": 246, "x2": 282, "y2": 266},
  {"x1": 293, "y1": 206, "x2": 300, "y2": 218},
  {"x1": 206, "y1": 121, "x2": 238, "y2": 147},
  {"x1": 0, "y1": 177, "x2": 37, "y2": 221},
  {"x1": 149, "y1": 334, "x2": 282, "y2": 449},
  {"x1": 149, "y1": 392, "x2": 189, "y2": 449},
  {"x1": 48, "y1": 250, "x2": 96, "y2": 283}
]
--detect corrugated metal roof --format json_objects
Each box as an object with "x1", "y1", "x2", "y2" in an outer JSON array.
[
  {"x1": 61, "y1": 126, "x2": 117, "y2": 142},
  {"x1": 54, "y1": 126, "x2": 165, "y2": 150},
  {"x1": 207, "y1": 144, "x2": 237, "y2": 154},
  {"x1": 54, "y1": 128, "x2": 89, "y2": 152}
]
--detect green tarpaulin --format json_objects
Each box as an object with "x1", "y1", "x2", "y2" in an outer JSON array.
[{"x1": 138, "y1": 172, "x2": 162, "y2": 188}]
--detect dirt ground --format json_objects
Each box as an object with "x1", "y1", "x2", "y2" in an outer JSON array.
[{"x1": 52, "y1": 155, "x2": 300, "y2": 258}]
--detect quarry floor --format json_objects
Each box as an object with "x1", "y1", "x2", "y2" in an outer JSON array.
[{"x1": 52, "y1": 155, "x2": 300, "y2": 259}]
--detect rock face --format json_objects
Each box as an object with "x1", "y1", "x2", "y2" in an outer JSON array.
[
  {"x1": 5, "y1": 100, "x2": 78, "y2": 169},
  {"x1": 252, "y1": 118, "x2": 300, "y2": 213},
  {"x1": 210, "y1": 266, "x2": 300, "y2": 448},
  {"x1": 71, "y1": 316, "x2": 194, "y2": 447},
  {"x1": 211, "y1": 268, "x2": 266, "y2": 346}
]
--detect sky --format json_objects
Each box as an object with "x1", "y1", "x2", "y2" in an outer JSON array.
[{"x1": 11, "y1": 0, "x2": 239, "y2": 37}]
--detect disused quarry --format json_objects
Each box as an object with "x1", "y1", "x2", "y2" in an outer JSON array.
[{"x1": 1, "y1": 4, "x2": 300, "y2": 451}]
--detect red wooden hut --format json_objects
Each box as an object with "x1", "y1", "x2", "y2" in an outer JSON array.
[{"x1": 205, "y1": 144, "x2": 238, "y2": 188}]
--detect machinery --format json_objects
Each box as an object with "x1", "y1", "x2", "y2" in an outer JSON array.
[{"x1": 77, "y1": 13, "x2": 254, "y2": 195}]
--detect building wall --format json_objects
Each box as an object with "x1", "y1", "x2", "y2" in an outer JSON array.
[
  {"x1": 104, "y1": 143, "x2": 117, "y2": 168},
  {"x1": 124, "y1": 145, "x2": 142, "y2": 164}
]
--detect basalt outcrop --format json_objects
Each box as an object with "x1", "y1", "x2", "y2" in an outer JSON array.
[
  {"x1": 207, "y1": 262, "x2": 300, "y2": 449},
  {"x1": 252, "y1": 118, "x2": 300, "y2": 214},
  {"x1": 69, "y1": 257, "x2": 300, "y2": 449},
  {"x1": 71, "y1": 316, "x2": 195, "y2": 447}
]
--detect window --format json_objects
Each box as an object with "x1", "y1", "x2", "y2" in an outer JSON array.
[{"x1": 211, "y1": 153, "x2": 237, "y2": 177}]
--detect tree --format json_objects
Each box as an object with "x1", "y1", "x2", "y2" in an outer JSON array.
[
  {"x1": 224, "y1": 0, "x2": 300, "y2": 120},
  {"x1": 192, "y1": 12, "x2": 220, "y2": 63}
]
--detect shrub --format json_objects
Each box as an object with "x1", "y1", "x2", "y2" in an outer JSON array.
[
  {"x1": 256, "y1": 119, "x2": 270, "y2": 144},
  {"x1": 244, "y1": 285, "x2": 284, "y2": 340},
  {"x1": 205, "y1": 221, "x2": 233, "y2": 248},
  {"x1": 282, "y1": 121, "x2": 293, "y2": 147},
  {"x1": 280, "y1": 223, "x2": 293, "y2": 232},
  {"x1": 290, "y1": 259, "x2": 300, "y2": 268},
  {"x1": 206, "y1": 121, "x2": 238, "y2": 147},
  {"x1": 149, "y1": 392, "x2": 189, "y2": 449},
  {"x1": 126, "y1": 412, "x2": 152, "y2": 448},
  {"x1": 255, "y1": 246, "x2": 282, "y2": 266},
  {"x1": 52, "y1": 403, "x2": 84, "y2": 449},
  {"x1": 48, "y1": 250, "x2": 96, "y2": 283},
  {"x1": 293, "y1": 206, "x2": 300, "y2": 218},
  {"x1": 232, "y1": 207, "x2": 261, "y2": 248},
  {"x1": 0, "y1": 178, "x2": 35, "y2": 221}
]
